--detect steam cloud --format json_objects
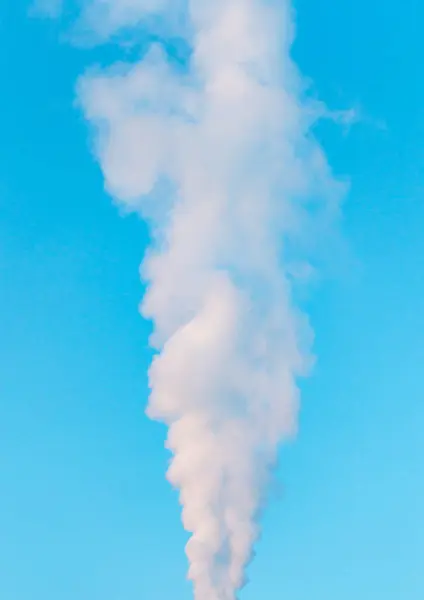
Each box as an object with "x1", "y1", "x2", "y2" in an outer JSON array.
[{"x1": 74, "y1": 1, "x2": 341, "y2": 598}]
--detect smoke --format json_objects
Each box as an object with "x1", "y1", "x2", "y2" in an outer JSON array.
[
  {"x1": 30, "y1": 0, "x2": 62, "y2": 18},
  {"x1": 75, "y1": 1, "x2": 342, "y2": 598}
]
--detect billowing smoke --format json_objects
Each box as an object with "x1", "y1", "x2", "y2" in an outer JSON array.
[{"x1": 76, "y1": 1, "x2": 341, "y2": 598}]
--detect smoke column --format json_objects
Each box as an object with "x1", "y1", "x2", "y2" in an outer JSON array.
[{"x1": 77, "y1": 1, "x2": 341, "y2": 598}]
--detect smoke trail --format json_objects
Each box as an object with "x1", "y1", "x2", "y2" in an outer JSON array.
[{"x1": 77, "y1": 1, "x2": 341, "y2": 598}]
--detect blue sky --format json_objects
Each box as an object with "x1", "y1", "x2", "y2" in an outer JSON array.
[{"x1": 1, "y1": 1, "x2": 424, "y2": 599}]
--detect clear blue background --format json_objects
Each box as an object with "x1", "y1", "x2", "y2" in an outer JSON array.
[{"x1": 1, "y1": 1, "x2": 424, "y2": 598}]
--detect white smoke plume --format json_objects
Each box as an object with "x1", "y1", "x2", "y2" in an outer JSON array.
[{"x1": 76, "y1": 1, "x2": 342, "y2": 598}]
